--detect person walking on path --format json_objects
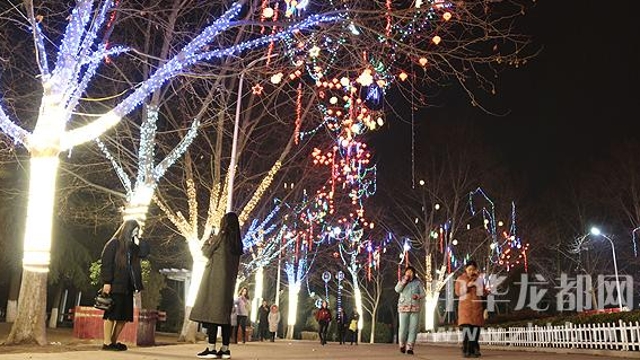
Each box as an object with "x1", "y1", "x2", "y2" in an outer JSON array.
[
  {"x1": 189, "y1": 213, "x2": 244, "y2": 359},
  {"x1": 268, "y1": 305, "x2": 281, "y2": 342},
  {"x1": 100, "y1": 220, "x2": 149, "y2": 352},
  {"x1": 235, "y1": 287, "x2": 250, "y2": 343},
  {"x1": 395, "y1": 266, "x2": 425, "y2": 355},
  {"x1": 258, "y1": 300, "x2": 270, "y2": 341},
  {"x1": 315, "y1": 300, "x2": 332, "y2": 346},
  {"x1": 348, "y1": 312, "x2": 360, "y2": 345},
  {"x1": 455, "y1": 260, "x2": 488, "y2": 358}
]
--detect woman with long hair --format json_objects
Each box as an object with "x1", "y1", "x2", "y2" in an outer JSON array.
[
  {"x1": 190, "y1": 212, "x2": 244, "y2": 359},
  {"x1": 234, "y1": 287, "x2": 250, "y2": 344},
  {"x1": 395, "y1": 266, "x2": 425, "y2": 355},
  {"x1": 100, "y1": 219, "x2": 149, "y2": 351}
]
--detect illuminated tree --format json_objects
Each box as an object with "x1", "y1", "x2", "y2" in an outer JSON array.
[
  {"x1": 0, "y1": 0, "x2": 337, "y2": 344},
  {"x1": 97, "y1": 106, "x2": 199, "y2": 225}
]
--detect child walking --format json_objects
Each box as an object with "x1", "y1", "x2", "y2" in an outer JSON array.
[{"x1": 268, "y1": 305, "x2": 281, "y2": 342}]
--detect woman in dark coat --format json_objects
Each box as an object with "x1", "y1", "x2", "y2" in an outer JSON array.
[
  {"x1": 100, "y1": 219, "x2": 149, "y2": 351},
  {"x1": 190, "y1": 213, "x2": 243, "y2": 359}
]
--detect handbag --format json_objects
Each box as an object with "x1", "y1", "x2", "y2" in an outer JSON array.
[
  {"x1": 94, "y1": 291, "x2": 114, "y2": 311},
  {"x1": 349, "y1": 320, "x2": 358, "y2": 332}
]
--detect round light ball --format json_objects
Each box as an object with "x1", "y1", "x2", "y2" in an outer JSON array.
[{"x1": 262, "y1": 7, "x2": 275, "y2": 19}]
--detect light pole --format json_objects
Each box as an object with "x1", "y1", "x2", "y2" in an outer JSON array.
[
  {"x1": 226, "y1": 53, "x2": 277, "y2": 212},
  {"x1": 590, "y1": 227, "x2": 624, "y2": 311}
]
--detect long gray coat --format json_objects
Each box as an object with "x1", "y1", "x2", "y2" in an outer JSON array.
[{"x1": 189, "y1": 231, "x2": 241, "y2": 325}]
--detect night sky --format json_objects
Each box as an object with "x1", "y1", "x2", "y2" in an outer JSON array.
[{"x1": 375, "y1": 0, "x2": 640, "y2": 200}]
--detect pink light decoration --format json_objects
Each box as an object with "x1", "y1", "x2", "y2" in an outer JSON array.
[
  {"x1": 266, "y1": 2, "x2": 280, "y2": 67},
  {"x1": 385, "y1": 0, "x2": 393, "y2": 38},
  {"x1": 294, "y1": 83, "x2": 303, "y2": 144}
]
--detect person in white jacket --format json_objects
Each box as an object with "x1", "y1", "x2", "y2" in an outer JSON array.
[{"x1": 267, "y1": 305, "x2": 281, "y2": 342}]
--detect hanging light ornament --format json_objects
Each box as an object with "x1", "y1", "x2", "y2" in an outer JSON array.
[
  {"x1": 263, "y1": 7, "x2": 275, "y2": 19},
  {"x1": 356, "y1": 69, "x2": 374, "y2": 86}
]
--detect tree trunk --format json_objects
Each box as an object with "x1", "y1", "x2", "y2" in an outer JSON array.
[
  {"x1": 250, "y1": 266, "x2": 264, "y2": 323},
  {"x1": 7, "y1": 155, "x2": 60, "y2": 344},
  {"x1": 286, "y1": 284, "x2": 300, "y2": 340},
  {"x1": 48, "y1": 284, "x2": 64, "y2": 328},
  {"x1": 286, "y1": 325, "x2": 294, "y2": 340},
  {"x1": 424, "y1": 293, "x2": 439, "y2": 331},
  {"x1": 370, "y1": 304, "x2": 378, "y2": 343},
  {"x1": 5, "y1": 270, "x2": 47, "y2": 345},
  {"x1": 123, "y1": 184, "x2": 154, "y2": 226},
  {"x1": 5, "y1": 268, "x2": 21, "y2": 322},
  {"x1": 349, "y1": 269, "x2": 364, "y2": 344},
  {"x1": 179, "y1": 249, "x2": 207, "y2": 342},
  {"x1": 178, "y1": 306, "x2": 198, "y2": 343}
]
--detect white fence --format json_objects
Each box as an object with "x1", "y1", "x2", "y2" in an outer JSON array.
[{"x1": 417, "y1": 320, "x2": 640, "y2": 351}]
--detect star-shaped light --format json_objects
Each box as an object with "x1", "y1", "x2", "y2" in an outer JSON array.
[
  {"x1": 309, "y1": 45, "x2": 321, "y2": 58},
  {"x1": 252, "y1": 83, "x2": 264, "y2": 95}
]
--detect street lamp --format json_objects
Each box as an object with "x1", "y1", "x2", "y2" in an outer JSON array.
[
  {"x1": 226, "y1": 53, "x2": 278, "y2": 212},
  {"x1": 589, "y1": 227, "x2": 624, "y2": 311}
]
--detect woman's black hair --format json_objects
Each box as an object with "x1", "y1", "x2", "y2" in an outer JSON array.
[
  {"x1": 221, "y1": 212, "x2": 243, "y2": 256},
  {"x1": 464, "y1": 260, "x2": 478, "y2": 269},
  {"x1": 112, "y1": 220, "x2": 140, "y2": 269},
  {"x1": 404, "y1": 266, "x2": 418, "y2": 276}
]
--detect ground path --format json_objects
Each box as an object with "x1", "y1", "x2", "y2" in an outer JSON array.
[{"x1": 2, "y1": 339, "x2": 639, "y2": 359}]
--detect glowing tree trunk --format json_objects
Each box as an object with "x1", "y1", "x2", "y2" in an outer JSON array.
[
  {"x1": 423, "y1": 262, "x2": 456, "y2": 331},
  {"x1": 284, "y1": 255, "x2": 308, "y2": 340},
  {"x1": 286, "y1": 282, "x2": 301, "y2": 340},
  {"x1": 347, "y1": 264, "x2": 364, "y2": 343},
  {"x1": 0, "y1": 0, "x2": 335, "y2": 344},
  {"x1": 179, "y1": 235, "x2": 209, "y2": 341},
  {"x1": 7, "y1": 149, "x2": 60, "y2": 344},
  {"x1": 250, "y1": 266, "x2": 265, "y2": 323},
  {"x1": 122, "y1": 183, "x2": 156, "y2": 224}
]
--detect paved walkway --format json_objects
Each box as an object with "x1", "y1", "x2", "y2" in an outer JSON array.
[{"x1": 1, "y1": 341, "x2": 639, "y2": 360}]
